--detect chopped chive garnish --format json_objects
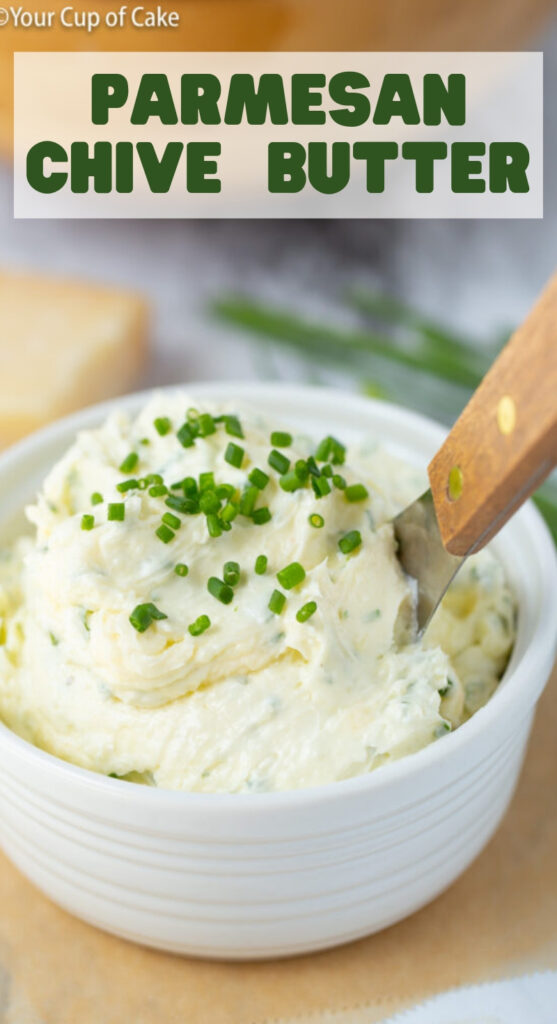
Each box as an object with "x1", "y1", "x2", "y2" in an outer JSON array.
[
  {"x1": 224, "y1": 442, "x2": 245, "y2": 468},
  {"x1": 306, "y1": 456, "x2": 320, "y2": 477},
  {"x1": 268, "y1": 449, "x2": 290, "y2": 475},
  {"x1": 177, "y1": 422, "x2": 196, "y2": 448},
  {"x1": 81, "y1": 514, "x2": 95, "y2": 531},
  {"x1": 279, "y1": 471, "x2": 304, "y2": 493},
  {"x1": 145, "y1": 473, "x2": 163, "y2": 486},
  {"x1": 252, "y1": 506, "x2": 272, "y2": 524},
  {"x1": 255, "y1": 554, "x2": 268, "y2": 575},
  {"x1": 207, "y1": 576, "x2": 234, "y2": 604},
  {"x1": 137, "y1": 479, "x2": 149, "y2": 490},
  {"x1": 223, "y1": 560, "x2": 241, "y2": 586},
  {"x1": 321, "y1": 463, "x2": 333, "y2": 478},
  {"x1": 199, "y1": 472, "x2": 215, "y2": 492},
  {"x1": 312, "y1": 475, "x2": 331, "y2": 498},
  {"x1": 249, "y1": 467, "x2": 270, "y2": 490},
  {"x1": 117, "y1": 478, "x2": 138, "y2": 493},
  {"x1": 188, "y1": 614, "x2": 210, "y2": 636},
  {"x1": 154, "y1": 417, "x2": 172, "y2": 436},
  {"x1": 224, "y1": 414, "x2": 244, "y2": 438},
  {"x1": 315, "y1": 436, "x2": 346, "y2": 465},
  {"x1": 156, "y1": 524, "x2": 175, "y2": 543},
  {"x1": 149, "y1": 484, "x2": 168, "y2": 497},
  {"x1": 270, "y1": 431, "x2": 292, "y2": 447},
  {"x1": 139, "y1": 437, "x2": 150, "y2": 446},
  {"x1": 296, "y1": 601, "x2": 317, "y2": 623},
  {"x1": 119, "y1": 452, "x2": 139, "y2": 474},
  {"x1": 276, "y1": 561, "x2": 306, "y2": 590},
  {"x1": 199, "y1": 491, "x2": 221, "y2": 515},
  {"x1": 221, "y1": 501, "x2": 239, "y2": 523},
  {"x1": 269, "y1": 589, "x2": 286, "y2": 614},
  {"x1": 198, "y1": 412, "x2": 216, "y2": 436},
  {"x1": 295, "y1": 460, "x2": 309, "y2": 481},
  {"x1": 345, "y1": 483, "x2": 369, "y2": 502},
  {"x1": 91, "y1": 492, "x2": 103, "y2": 505},
  {"x1": 206, "y1": 514, "x2": 222, "y2": 537},
  {"x1": 216, "y1": 483, "x2": 235, "y2": 500},
  {"x1": 174, "y1": 563, "x2": 189, "y2": 577},
  {"x1": 108, "y1": 502, "x2": 125, "y2": 522},
  {"x1": 183, "y1": 476, "x2": 198, "y2": 497},
  {"x1": 165, "y1": 495, "x2": 198, "y2": 515},
  {"x1": 339, "y1": 529, "x2": 362, "y2": 554},
  {"x1": 162, "y1": 512, "x2": 181, "y2": 530},
  {"x1": 240, "y1": 486, "x2": 258, "y2": 516},
  {"x1": 129, "y1": 602, "x2": 167, "y2": 633},
  {"x1": 309, "y1": 513, "x2": 324, "y2": 528},
  {"x1": 187, "y1": 406, "x2": 200, "y2": 422},
  {"x1": 332, "y1": 474, "x2": 346, "y2": 490}
]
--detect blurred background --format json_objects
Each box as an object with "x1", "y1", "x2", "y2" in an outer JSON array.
[{"x1": 0, "y1": 0, "x2": 556, "y2": 527}]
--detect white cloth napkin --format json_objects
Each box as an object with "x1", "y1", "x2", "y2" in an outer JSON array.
[{"x1": 381, "y1": 973, "x2": 557, "y2": 1024}]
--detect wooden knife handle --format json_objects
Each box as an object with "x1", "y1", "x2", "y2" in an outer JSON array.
[{"x1": 428, "y1": 272, "x2": 557, "y2": 556}]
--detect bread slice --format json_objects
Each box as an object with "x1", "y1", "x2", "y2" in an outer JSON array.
[{"x1": 0, "y1": 269, "x2": 149, "y2": 446}]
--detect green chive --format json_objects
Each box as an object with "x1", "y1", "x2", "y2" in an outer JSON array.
[
  {"x1": 149, "y1": 484, "x2": 168, "y2": 497},
  {"x1": 187, "y1": 406, "x2": 200, "y2": 423},
  {"x1": 249, "y1": 467, "x2": 270, "y2": 490},
  {"x1": 255, "y1": 554, "x2": 268, "y2": 575},
  {"x1": 223, "y1": 561, "x2": 241, "y2": 586},
  {"x1": 294, "y1": 460, "x2": 309, "y2": 481},
  {"x1": 162, "y1": 512, "x2": 181, "y2": 530},
  {"x1": 117, "y1": 478, "x2": 138, "y2": 493},
  {"x1": 188, "y1": 614, "x2": 211, "y2": 636},
  {"x1": 206, "y1": 514, "x2": 222, "y2": 537},
  {"x1": 270, "y1": 431, "x2": 292, "y2": 447},
  {"x1": 332, "y1": 474, "x2": 346, "y2": 490},
  {"x1": 269, "y1": 589, "x2": 286, "y2": 614},
  {"x1": 139, "y1": 437, "x2": 150, "y2": 446},
  {"x1": 239, "y1": 486, "x2": 258, "y2": 516},
  {"x1": 156, "y1": 524, "x2": 175, "y2": 543},
  {"x1": 225, "y1": 442, "x2": 245, "y2": 468},
  {"x1": 165, "y1": 495, "x2": 198, "y2": 515},
  {"x1": 279, "y1": 471, "x2": 304, "y2": 493},
  {"x1": 108, "y1": 503, "x2": 125, "y2": 522},
  {"x1": 315, "y1": 436, "x2": 346, "y2": 465},
  {"x1": 216, "y1": 483, "x2": 235, "y2": 500},
  {"x1": 312, "y1": 475, "x2": 331, "y2": 498},
  {"x1": 198, "y1": 412, "x2": 216, "y2": 436},
  {"x1": 339, "y1": 530, "x2": 362, "y2": 554},
  {"x1": 345, "y1": 483, "x2": 369, "y2": 502},
  {"x1": 221, "y1": 501, "x2": 239, "y2": 523},
  {"x1": 321, "y1": 463, "x2": 333, "y2": 478},
  {"x1": 177, "y1": 423, "x2": 196, "y2": 448},
  {"x1": 207, "y1": 576, "x2": 234, "y2": 604},
  {"x1": 199, "y1": 471, "x2": 215, "y2": 492},
  {"x1": 306, "y1": 456, "x2": 320, "y2": 477},
  {"x1": 174, "y1": 563, "x2": 189, "y2": 577},
  {"x1": 224, "y1": 414, "x2": 244, "y2": 438},
  {"x1": 129, "y1": 602, "x2": 167, "y2": 633},
  {"x1": 199, "y1": 491, "x2": 221, "y2": 515},
  {"x1": 91, "y1": 492, "x2": 103, "y2": 505},
  {"x1": 309, "y1": 513, "x2": 324, "y2": 528},
  {"x1": 252, "y1": 507, "x2": 272, "y2": 525},
  {"x1": 182, "y1": 477, "x2": 198, "y2": 497},
  {"x1": 119, "y1": 452, "x2": 138, "y2": 474},
  {"x1": 154, "y1": 417, "x2": 172, "y2": 436},
  {"x1": 268, "y1": 449, "x2": 290, "y2": 474},
  {"x1": 277, "y1": 561, "x2": 305, "y2": 589},
  {"x1": 81, "y1": 514, "x2": 95, "y2": 531},
  {"x1": 296, "y1": 601, "x2": 317, "y2": 623}
]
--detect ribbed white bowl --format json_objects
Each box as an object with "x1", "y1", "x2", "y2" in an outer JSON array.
[{"x1": 0, "y1": 384, "x2": 555, "y2": 959}]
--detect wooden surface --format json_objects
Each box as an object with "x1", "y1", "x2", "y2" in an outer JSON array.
[
  {"x1": 0, "y1": 659, "x2": 556, "y2": 1024},
  {"x1": 1, "y1": 0, "x2": 556, "y2": 156},
  {"x1": 429, "y1": 273, "x2": 557, "y2": 556}
]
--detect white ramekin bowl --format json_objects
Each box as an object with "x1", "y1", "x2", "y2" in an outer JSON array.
[{"x1": 0, "y1": 383, "x2": 555, "y2": 960}]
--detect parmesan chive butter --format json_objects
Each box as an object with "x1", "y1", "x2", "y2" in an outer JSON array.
[{"x1": 0, "y1": 393, "x2": 516, "y2": 793}]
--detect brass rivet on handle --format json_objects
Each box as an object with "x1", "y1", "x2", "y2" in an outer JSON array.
[
  {"x1": 497, "y1": 394, "x2": 516, "y2": 435},
  {"x1": 447, "y1": 465, "x2": 463, "y2": 502}
]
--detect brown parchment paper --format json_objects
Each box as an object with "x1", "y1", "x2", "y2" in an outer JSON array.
[{"x1": 1, "y1": 661, "x2": 556, "y2": 1024}]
